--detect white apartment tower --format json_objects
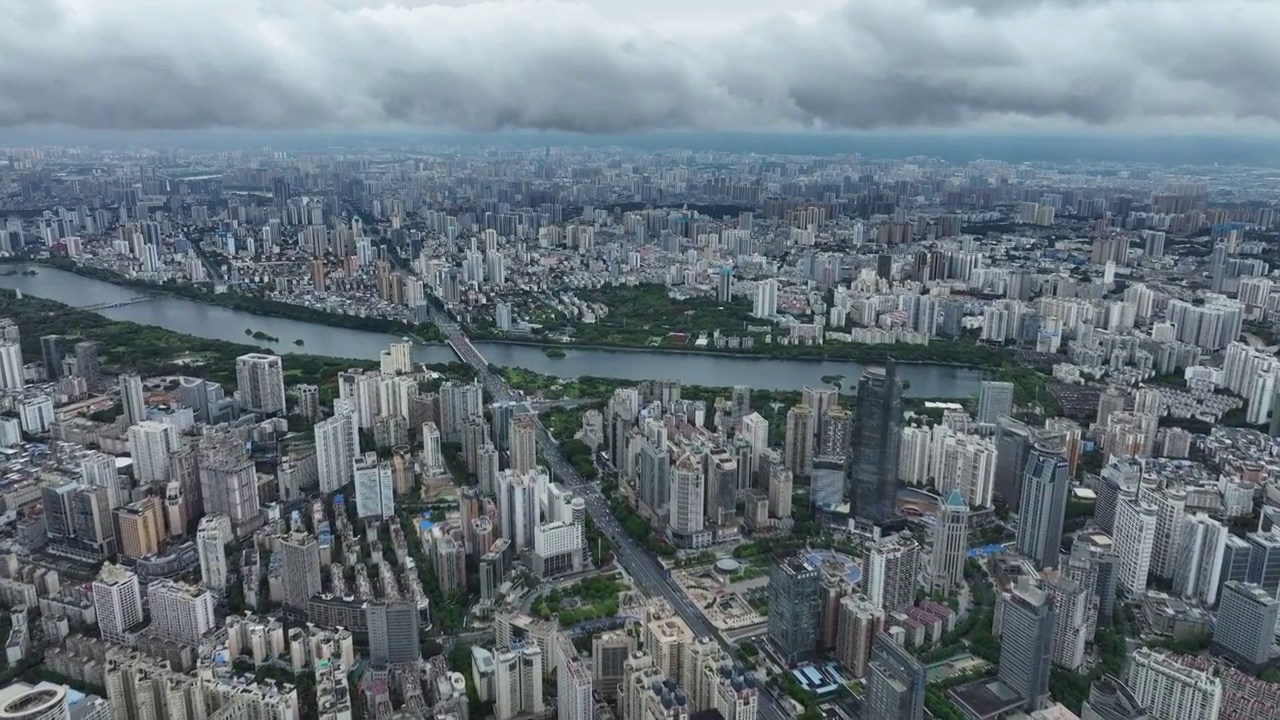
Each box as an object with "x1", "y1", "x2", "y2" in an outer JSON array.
[
  {"x1": 235, "y1": 353, "x2": 287, "y2": 414},
  {"x1": 128, "y1": 421, "x2": 181, "y2": 484},
  {"x1": 354, "y1": 452, "x2": 395, "y2": 519},
  {"x1": 93, "y1": 563, "x2": 143, "y2": 641},
  {"x1": 1127, "y1": 648, "x2": 1222, "y2": 720},
  {"x1": 147, "y1": 580, "x2": 216, "y2": 645},
  {"x1": 315, "y1": 407, "x2": 359, "y2": 493},
  {"x1": 197, "y1": 514, "x2": 234, "y2": 596},
  {"x1": 1114, "y1": 499, "x2": 1158, "y2": 599}
]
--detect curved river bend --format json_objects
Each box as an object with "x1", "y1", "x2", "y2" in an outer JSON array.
[{"x1": 0, "y1": 266, "x2": 985, "y2": 397}]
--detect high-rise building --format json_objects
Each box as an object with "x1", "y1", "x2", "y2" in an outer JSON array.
[
  {"x1": 931, "y1": 488, "x2": 968, "y2": 594},
  {"x1": 802, "y1": 385, "x2": 838, "y2": 438},
  {"x1": 316, "y1": 408, "x2": 359, "y2": 493},
  {"x1": 766, "y1": 553, "x2": 821, "y2": 666},
  {"x1": 278, "y1": 532, "x2": 321, "y2": 610},
  {"x1": 93, "y1": 563, "x2": 143, "y2": 641},
  {"x1": 558, "y1": 634, "x2": 594, "y2": 720},
  {"x1": 147, "y1": 579, "x2": 216, "y2": 645},
  {"x1": 353, "y1": 452, "x2": 394, "y2": 519},
  {"x1": 1015, "y1": 439, "x2": 1071, "y2": 569},
  {"x1": 784, "y1": 404, "x2": 815, "y2": 478},
  {"x1": 668, "y1": 453, "x2": 706, "y2": 542},
  {"x1": 835, "y1": 594, "x2": 884, "y2": 677},
  {"x1": 0, "y1": 338, "x2": 21, "y2": 391},
  {"x1": 498, "y1": 469, "x2": 539, "y2": 552},
  {"x1": 510, "y1": 415, "x2": 537, "y2": 474},
  {"x1": 367, "y1": 601, "x2": 421, "y2": 667},
  {"x1": 866, "y1": 635, "x2": 926, "y2": 720},
  {"x1": 851, "y1": 364, "x2": 903, "y2": 526},
  {"x1": 1115, "y1": 500, "x2": 1158, "y2": 598},
  {"x1": 1081, "y1": 675, "x2": 1148, "y2": 720},
  {"x1": 423, "y1": 421, "x2": 445, "y2": 475},
  {"x1": 127, "y1": 421, "x2": 180, "y2": 484},
  {"x1": 115, "y1": 497, "x2": 163, "y2": 560},
  {"x1": 1173, "y1": 513, "x2": 1229, "y2": 606},
  {"x1": 1212, "y1": 581, "x2": 1280, "y2": 671},
  {"x1": 74, "y1": 340, "x2": 102, "y2": 391},
  {"x1": 592, "y1": 631, "x2": 632, "y2": 701},
  {"x1": 235, "y1": 353, "x2": 286, "y2": 414},
  {"x1": 976, "y1": 381, "x2": 1015, "y2": 424},
  {"x1": 753, "y1": 278, "x2": 777, "y2": 318},
  {"x1": 865, "y1": 534, "x2": 921, "y2": 613},
  {"x1": 197, "y1": 514, "x2": 233, "y2": 596},
  {"x1": 80, "y1": 451, "x2": 124, "y2": 510},
  {"x1": 40, "y1": 334, "x2": 66, "y2": 380},
  {"x1": 120, "y1": 373, "x2": 146, "y2": 426},
  {"x1": 997, "y1": 578, "x2": 1054, "y2": 711},
  {"x1": 993, "y1": 416, "x2": 1034, "y2": 511},
  {"x1": 1127, "y1": 649, "x2": 1221, "y2": 720},
  {"x1": 494, "y1": 644, "x2": 544, "y2": 720}
]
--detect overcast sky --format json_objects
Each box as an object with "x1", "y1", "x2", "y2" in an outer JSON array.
[{"x1": 0, "y1": 0, "x2": 1276, "y2": 134}]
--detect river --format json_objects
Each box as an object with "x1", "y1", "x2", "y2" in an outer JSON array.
[{"x1": 0, "y1": 265, "x2": 986, "y2": 397}]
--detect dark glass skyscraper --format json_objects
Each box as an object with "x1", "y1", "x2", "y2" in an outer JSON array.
[
  {"x1": 851, "y1": 362, "x2": 903, "y2": 526},
  {"x1": 866, "y1": 634, "x2": 926, "y2": 720},
  {"x1": 40, "y1": 334, "x2": 65, "y2": 380},
  {"x1": 766, "y1": 552, "x2": 821, "y2": 666},
  {"x1": 1014, "y1": 439, "x2": 1071, "y2": 569}
]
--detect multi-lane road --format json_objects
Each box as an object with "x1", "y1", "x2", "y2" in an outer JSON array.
[{"x1": 434, "y1": 317, "x2": 790, "y2": 720}]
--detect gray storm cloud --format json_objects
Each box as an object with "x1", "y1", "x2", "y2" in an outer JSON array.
[{"x1": 0, "y1": 0, "x2": 1275, "y2": 132}]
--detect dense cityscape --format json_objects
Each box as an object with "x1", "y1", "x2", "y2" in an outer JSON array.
[{"x1": 0, "y1": 138, "x2": 1277, "y2": 720}]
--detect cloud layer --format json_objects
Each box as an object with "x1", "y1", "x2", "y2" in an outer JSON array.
[{"x1": 0, "y1": 0, "x2": 1276, "y2": 133}]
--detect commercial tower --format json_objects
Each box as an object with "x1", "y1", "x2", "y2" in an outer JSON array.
[
  {"x1": 353, "y1": 452, "x2": 394, "y2": 519},
  {"x1": 1211, "y1": 581, "x2": 1280, "y2": 671},
  {"x1": 850, "y1": 363, "x2": 903, "y2": 526},
  {"x1": 1015, "y1": 439, "x2": 1071, "y2": 569},
  {"x1": 976, "y1": 381, "x2": 1014, "y2": 425},
  {"x1": 235, "y1": 353, "x2": 286, "y2": 414},
  {"x1": 767, "y1": 552, "x2": 821, "y2": 666},
  {"x1": 367, "y1": 601, "x2": 421, "y2": 667},
  {"x1": 120, "y1": 373, "x2": 146, "y2": 425},
  {"x1": 278, "y1": 532, "x2": 321, "y2": 611},
  {"x1": 997, "y1": 578, "x2": 1055, "y2": 711},
  {"x1": 865, "y1": 635, "x2": 926, "y2": 720},
  {"x1": 931, "y1": 488, "x2": 969, "y2": 594}
]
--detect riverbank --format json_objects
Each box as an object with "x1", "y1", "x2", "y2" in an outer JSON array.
[
  {"x1": 468, "y1": 334, "x2": 1010, "y2": 369},
  {"x1": 0, "y1": 288, "x2": 375, "y2": 395},
  {"x1": 3, "y1": 256, "x2": 445, "y2": 342}
]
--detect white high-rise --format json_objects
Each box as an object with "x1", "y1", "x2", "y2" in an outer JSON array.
[
  {"x1": 753, "y1": 279, "x2": 778, "y2": 318},
  {"x1": 197, "y1": 514, "x2": 234, "y2": 596},
  {"x1": 558, "y1": 635, "x2": 593, "y2": 720},
  {"x1": 316, "y1": 407, "x2": 359, "y2": 493},
  {"x1": 422, "y1": 422, "x2": 445, "y2": 475},
  {"x1": 1127, "y1": 648, "x2": 1221, "y2": 720},
  {"x1": 93, "y1": 563, "x2": 143, "y2": 641},
  {"x1": 127, "y1": 421, "x2": 180, "y2": 484},
  {"x1": 0, "y1": 341, "x2": 23, "y2": 390},
  {"x1": 1114, "y1": 499, "x2": 1158, "y2": 598},
  {"x1": 235, "y1": 353, "x2": 286, "y2": 414},
  {"x1": 495, "y1": 644, "x2": 544, "y2": 720},
  {"x1": 121, "y1": 373, "x2": 146, "y2": 426},
  {"x1": 1174, "y1": 513, "x2": 1229, "y2": 606},
  {"x1": 354, "y1": 452, "x2": 394, "y2": 519},
  {"x1": 147, "y1": 579, "x2": 216, "y2": 645},
  {"x1": 498, "y1": 469, "x2": 539, "y2": 552},
  {"x1": 976, "y1": 381, "x2": 1015, "y2": 424},
  {"x1": 669, "y1": 453, "x2": 705, "y2": 537},
  {"x1": 81, "y1": 451, "x2": 124, "y2": 510},
  {"x1": 510, "y1": 415, "x2": 538, "y2": 474},
  {"x1": 740, "y1": 413, "x2": 768, "y2": 473}
]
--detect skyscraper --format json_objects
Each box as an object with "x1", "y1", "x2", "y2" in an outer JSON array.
[
  {"x1": 558, "y1": 634, "x2": 594, "y2": 720},
  {"x1": 509, "y1": 414, "x2": 537, "y2": 474},
  {"x1": 40, "y1": 334, "x2": 65, "y2": 380},
  {"x1": 997, "y1": 578, "x2": 1054, "y2": 711},
  {"x1": 74, "y1": 340, "x2": 102, "y2": 392},
  {"x1": 784, "y1": 404, "x2": 815, "y2": 479},
  {"x1": 1211, "y1": 581, "x2": 1280, "y2": 671},
  {"x1": 976, "y1": 381, "x2": 1015, "y2": 425},
  {"x1": 147, "y1": 580, "x2": 216, "y2": 646},
  {"x1": 120, "y1": 373, "x2": 146, "y2": 425},
  {"x1": 1015, "y1": 439, "x2": 1071, "y2": 569},
  {"x1": 993, "y1": 416, "x2": 1034, "y2": 512},
  {"x1": 834, "y1": 594, "x2": 884, "y2": 677},
  {"x1": 865, "y1": 534, "x2": 921, "y2": 613},
  {"x1": 766, "y1": 552, "x2": 821, "y2": 666},
  {"x1": 866, "y1": 635, "x2": 926, "y2": 720},
  {"x1": 235, "y1": 353, "x2": 286, "y2": 414},
  {"x1": 316, "y1": 407, "x2": 359, "y2": 492},
  {"x1": 366, "y1": 601, "x2": 421, "y2": 667},
  {"x1": 197, "y1": 514, "x2": 233, "y2": 596},
  {"x1": 127, "y1": 421, "x2": 180, "y2": 484},
  {"x1": 353, "y1": 452, "x2": 394, "y2": 519},
  {"x1": 851, "y1": 363, "x2": 903, "y2": 526},
  {"x1": 0, "y1": 340, "x2": 21, "y2": 391},
  {"x1": 278, "y1": 532, "x2": 321, "y2": 610},
  {"x1": 93, "y1": 563, "x2": 143, "y2": 641},
  {"x1": 931, "y1": 489, "x2": 968, "y2": 594}
]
